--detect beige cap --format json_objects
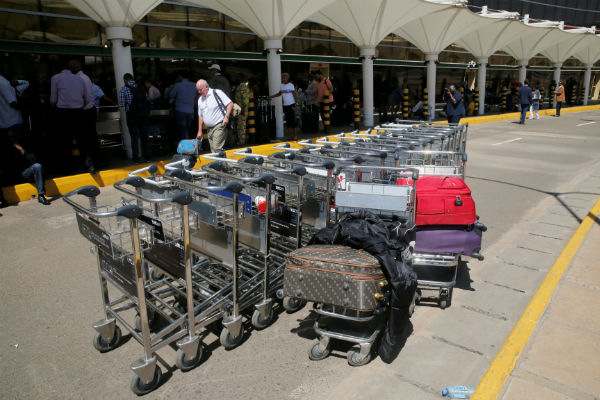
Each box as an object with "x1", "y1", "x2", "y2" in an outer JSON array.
[{"x1": 209, "y1": 63, "x2": 221, "y2": 71}]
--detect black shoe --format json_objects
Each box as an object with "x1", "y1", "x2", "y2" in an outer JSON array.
[
  {"x1": 38, "y1": 195, "x2": 51, "y2": 205},
  {"x1": 132, "y1": 158, "x2": 142, "y2": 164},
  {"x1": 0, "y1": 199, "x2": 9, "y2": 208}
]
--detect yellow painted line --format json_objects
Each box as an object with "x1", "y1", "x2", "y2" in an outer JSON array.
[
  {"x1": 471, "y1": 196, "x2": 600, "y2": 400},
  {"x1": 463, "y1": 104, "x2": 600, "y2": 126}
]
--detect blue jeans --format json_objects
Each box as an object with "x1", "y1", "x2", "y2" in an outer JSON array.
[
  {"x1": 175, "y1": 111, "x2": 194, "y2": 140},
  {"x1": 21, "y1": 163, "x2": 45, "y2": 195},
  {"x1": 520, "y1": 104, "x2": 529, "y2": 123}
]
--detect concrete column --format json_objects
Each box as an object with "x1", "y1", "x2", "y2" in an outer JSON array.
[
  {"x1": 552, "y1": 62, "x2": 562, "y2": 108},
  {"x1": 264, "y1": 39, "x2": 284, "y2": 139},
  {"x1": 477, "y1": 57, "x2": 488, "y2": 116},
  {"x1": 106, "y1": 26, "x2": 134, "y2": 158},
  {"x1": 360, "y1": 47, "x2": 376, "y2": 127},
  {"x1": 425, "y1": 53, "x2": 438, "y2": 121},
  {"x1": 518, "y1": 59, "x2": 528, "y2": 84},
  {"x1": 583, "y1": 64, "x2": 592, "y2": 106}
]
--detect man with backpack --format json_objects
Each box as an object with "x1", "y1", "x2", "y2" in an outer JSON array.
[{"x1": 119, "y1": 73, "x2": 152, "y2": 162}]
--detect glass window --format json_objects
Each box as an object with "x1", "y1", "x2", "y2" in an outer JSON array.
[
  {"x1": 188, "y1": 7, "x2": 223, "y2": 50},
  {"x1": 44, "y1": 17, "x2": 99, "y2": 44},
  {"x1": 225, "y1": 33, "x2": 257, "y2": 52},
  {"x1": 147, "y1": 25, "x2": 188, "y2": 49},
  {"x1": 147, "y1": 3, "x2": 187, "y2": 26},
  {"x1": 40, "y1": 0, "x2": 89, "y2": 17},
  {"x1": 0, "y1": 9, "x2": 42, "y2": 41}
]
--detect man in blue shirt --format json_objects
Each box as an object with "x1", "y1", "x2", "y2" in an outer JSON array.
[
  {"x1": 119, "y1": 73, "x2": 152, "y2": 162},
  {"x1": 517, "y1": 80, "x2": 533, "y2": 125},
  {"x1": 444, "y1": 85, "x2": 465, "y2": 124},
  {"x1": 168, "y1": 70, "x2": 197, "y2": 140}
]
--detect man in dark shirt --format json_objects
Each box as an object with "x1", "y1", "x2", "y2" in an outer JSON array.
[
  {"x1": 443, "y1": 85, "x2": 465, "y2": 124},
  {"x1": 518, "y1": 80, "x2": 533, "y2": 125}
]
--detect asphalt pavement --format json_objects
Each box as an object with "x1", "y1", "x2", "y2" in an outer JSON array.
[{"x1": 1, "y1": 110, "x2": 599, "y2": 399}]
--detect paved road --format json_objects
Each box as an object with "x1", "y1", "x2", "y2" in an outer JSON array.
[{"x1": 1, "y1": 111, "x2": 599, "y2": 399}]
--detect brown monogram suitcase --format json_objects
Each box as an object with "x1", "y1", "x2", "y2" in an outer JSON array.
[{"x1": 284, "y1": 245, "x2": 386, "y2": 311}]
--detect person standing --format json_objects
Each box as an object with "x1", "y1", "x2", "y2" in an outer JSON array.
[
  {"x1": 145, "y1": 78, "x2": 161, "y2": 104},
  {"x1": 72, "y1": 60, "x2": 98, "y2": 173},
  {"x1": 119, "y1": 73, "x2": 152, "y2": 163},
  {"x1": 195, "y1": 79, "x2": 233, "y2": 153},
  {"x1": 529, "y1": 85, "x2": 541, "y2": 120},
  {"x1": 553, "y1": 80, "x2": 565, "y2": 117},
  {"x1": 314, "y1": 70, "x2": 334, "y2": 132},
  {"x1": 208, "y1": 64, "x2": 231, "y2": 98},
  {"x1": 443, "y1": 85, "x2": 465, "y2": 124},
  {"x1": 168, "y1": 71, "x2": 197, "y2": 140},
  {"x1": 234, "y1": 74, "x2": 250, "y2": 146},
  {"x1": 0, "y1": 74, "x2": 25, "y2": 135},
  {"x1": 268, "y1": 73, "x2": 298, "y2": 140},
  {"x1": 50, "y1": 61, "x2": 89, "y2": 174},
  {"x1": 517, "y1": 80, "x2": 533, "y2": 125}
]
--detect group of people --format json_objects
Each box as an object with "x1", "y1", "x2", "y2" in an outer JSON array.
[{"x1": 516, "y1": 80, "x2": 566, "y2": 125}]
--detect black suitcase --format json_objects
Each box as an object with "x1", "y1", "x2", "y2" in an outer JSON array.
[{"x1": 284, "y1": 245, "x2": 386, "y2": 311}]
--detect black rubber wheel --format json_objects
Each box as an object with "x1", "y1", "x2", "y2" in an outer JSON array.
[
  {"x1": 251, "y1": 308, "x2": 273, "y2": 330},
  {"x1": 175, "y1": 344, "x2": 203, "y2": 372},
  {"x1": 219, "y1": 327, "x2": 244, "y2": 349},
  {"x1": 149, "y1": 266, "x2": 163, "y2": 281},
  {"x1": 92, "y1": 326, "x2": 122, "y2": 353},
  {"x1": 308, "y1": 339, "x2": 330, "y2": 361},
  {"x1": 282, "y1": 297, "x2": 306, "y2": 313},
  {"x1": 347, "y1": 347, "x2": 372, "y2": 367},
  {"x1": 130, "y1": 366, "x2": 162, "y2": 396},
  {"x1": 439, "y1": 299, "x2": 447, "y2": 309}
]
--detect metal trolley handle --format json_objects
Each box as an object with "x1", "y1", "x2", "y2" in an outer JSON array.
[
  {"x1": 63, "y1": 185, "x2": 143, "y2": 219},
  {"x1": 113, "y1": 177, "x2": 192, "y2": 205},
  {"x1": 165, "y1": 169, "x2": 244, "y2": 194}
]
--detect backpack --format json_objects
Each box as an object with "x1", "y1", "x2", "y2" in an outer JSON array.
[{"x1": 126, "y1": 83, "x2": 151, "y2": 118}]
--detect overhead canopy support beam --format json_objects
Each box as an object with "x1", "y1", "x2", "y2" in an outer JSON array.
[
  {"x1": 583, "y1": 64, "x2": 592, "y2": 106},
  {"x1": 519, "y1": 59, "x2": 528, "y2": 84},
  {"x1": 477, "y1": 57, "x2": 488, "y2": 116},
  {"x1": 553, "y1": 62, "x2": 562, "y2": 108},
  {"x1": 265, "y1": 39, "x2": 284, "y2": 139},
  {"x1": 106, "y1": 26, "x2": 134, "y2": 158},
  {"x1": 426, "y1": 53, "x2": 438, "y2": 121},
  {"x1": 360, "y1": 47, "x2": 376, "y2": 127}
]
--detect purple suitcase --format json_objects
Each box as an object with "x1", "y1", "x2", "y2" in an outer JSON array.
[{"x1": 414, "y1": 225, "x2": 484, "y2": 260}]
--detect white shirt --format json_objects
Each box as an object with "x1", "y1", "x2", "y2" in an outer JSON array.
[
  {"x1": 281, "y1": 82, "x2": 295, "y2": 106},
  {"x1": 197, "y1": 88, "x2": 231, "y2": 127},
  {"x1": 0, "y1": 75, "x2": 22, "y2": 129}
]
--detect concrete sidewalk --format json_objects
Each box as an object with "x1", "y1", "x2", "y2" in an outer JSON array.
[{"x1": 499, "y1": 217, "x2": 600, "y2": 400}]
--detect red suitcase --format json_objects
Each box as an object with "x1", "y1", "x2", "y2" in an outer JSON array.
[{"x1": 397, "y1": 176, "x2": 476, "y2": 226}]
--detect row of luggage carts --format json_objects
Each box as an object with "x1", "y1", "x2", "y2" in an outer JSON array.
[{"x1": 63, "y1": 120, "x2": 485, "y2": 395}]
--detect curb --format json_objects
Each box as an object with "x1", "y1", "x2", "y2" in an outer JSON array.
[{"x1": 2, "y1": 104, "x2": 599, "y2": 204}]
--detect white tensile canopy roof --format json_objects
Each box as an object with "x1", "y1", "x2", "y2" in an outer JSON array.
[
  {"x1": 66, "y1": 0, "x2": 162, "y2": 27},
  {"x1": 541, "y1": 30, "x2": 597, "y2": 64},
  {"x1": 394, "y1": 6, "x2": 490, "y2": 55},
  {"x1": 575, "y1": 36, "x2": 600, "y2": 65},
  {"x1": 308, "y1": 0, "x2": 445, "y2": 49},
  {"x1": 180, "y1": 0, "x2": 335, "y2": 39},
  {"x1": 457, "y1": 17, "x2": 527, "y2": 59},
  {"x1": 503, "y1": 24, "x2": 566, "y2": 62}
]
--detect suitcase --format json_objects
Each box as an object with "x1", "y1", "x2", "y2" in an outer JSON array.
[
  {"x1": 411, "y1": 176, "x2": 476, "y2": 226},
  {"x1": 414, "y1": 224, "x2": 483, "y2": 259},
  {"x1": 284, "y1": 245, "x2": 386, "y2": 311}
]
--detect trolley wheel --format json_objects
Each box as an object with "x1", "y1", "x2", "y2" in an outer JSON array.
[
  {"x1": 347, "y1": 346, "x2": 372, "y2": 367},
  {"x1": 149, "y1": 266, "x2": 163, "y2": 281},
  {"x1": 439, "y1": 299, "x2": 448, "y2": 309},
  {"x1": 130, "y1": 366, "x2": 162, "y2": 396},
  {"x1": 308, "y1": 339, "x2": 331, "y2": 361},
  {"x1": 175, "y1": 345, "x2": 203, "y2": 372},
  {"x1": 283, "y1": 296, "x2": 306, "y2": 313},
  {"x1": 251, "y1": 308, "x2": 273, "y2": 330},
  {"x1": 92, "y1": 326, "x2": 121, "y2": 353},
  {"x1": 219, "y1": 327, "x2": 244, "y2": 350},
  {"x1": 415, "y1": 289, "x2": 422, "y2": 305}
]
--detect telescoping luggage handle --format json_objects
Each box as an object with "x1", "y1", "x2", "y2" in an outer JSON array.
[{"x1": 63, "y1": 185, "x2": 143, "y2": 219}]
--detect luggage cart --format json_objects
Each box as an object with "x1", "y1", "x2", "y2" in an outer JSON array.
[
  {"x1": 64, "y1": 185, "x2": 197, "y2": 395},
  {"x1": 301, "y1": 165, "x2": 419, "y2": 366}
]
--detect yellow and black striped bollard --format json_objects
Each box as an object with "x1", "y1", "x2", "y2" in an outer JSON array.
[
  {"x1": 322, "y1": 90, "x2": 330, "y2": 133},
  {"x1": 247, "y1": 90, "x2": 256, "y2": 144},
  {"x1": 402, "y1": 88, "x2": 409, "y2": 120},
  {"x1": 474, "y1": 87, "x2": 479, "y2": 114},
  {"x1": 540, "y1": 87, "x2": 545, "y2": 109},
  {"x1": 501, "y1": 87, "x2": 507, "y2": 113},
  {"x1": 423, "y1": 88, "x2": 429, "y2": 120},
  {"x1": 353, "y1": 89, "x2": 360, "y2": 130},
  {"x1": 571, "y1": 85, "x2": 577, "y2": 106}
]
